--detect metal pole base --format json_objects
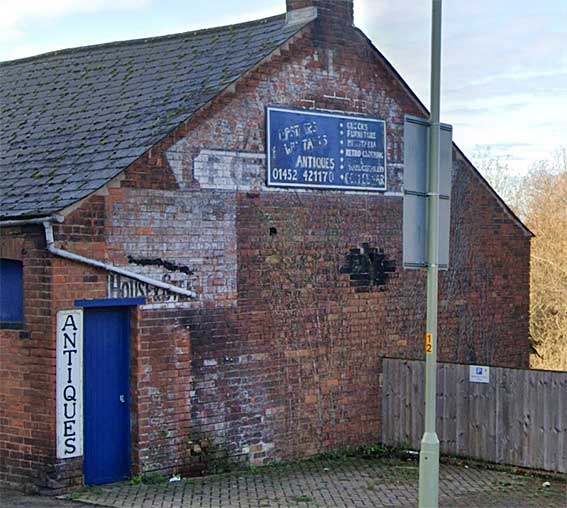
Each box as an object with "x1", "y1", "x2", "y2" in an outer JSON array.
[{"x1": 418, "y1": 432, "x2": 440, "y2": 508}]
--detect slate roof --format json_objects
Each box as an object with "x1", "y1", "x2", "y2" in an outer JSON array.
[{"x1": 0, "y1": 14, "x2": 310, "y2": 219}]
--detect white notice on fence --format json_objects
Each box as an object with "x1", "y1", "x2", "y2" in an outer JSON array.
[
  {"x1": 469, "y1": 365, "x2": 490, "y2": 384},
  {"x1": 56, "y1": 309, "x2": 84, "y2": 459}
]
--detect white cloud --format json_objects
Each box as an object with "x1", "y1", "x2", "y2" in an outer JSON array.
[
  {"x1": 452, "y1": 93, "x2": 567, "y2": 174},
  {"x1": 0, "y1": 0, "x2": 282, "y2": 59},
  {"x1": 145, "y1": 7, "x2": 283, "y2": 38},
  {"x1": 356, "y1": 0, "x2": 567, "y2": 174},
  {"x1": 0, "y1": 0, "x2": 150, "y2": 42},
  {"x1": 1, "y1": 41, "x2": 69, "y2": 61}
]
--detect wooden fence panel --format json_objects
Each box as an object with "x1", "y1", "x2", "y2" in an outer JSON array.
[{"x1": 381, "y1": 358, "x2": 567, "y2": 473}]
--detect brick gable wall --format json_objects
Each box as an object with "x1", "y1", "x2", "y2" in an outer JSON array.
[{"x1": 0, "y1": 16, "x2": 530, "y2": 491}]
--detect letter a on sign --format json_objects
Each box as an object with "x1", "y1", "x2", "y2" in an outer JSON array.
[{"x1": 56, "y1": 309, "x2": 84, "y2": 459}]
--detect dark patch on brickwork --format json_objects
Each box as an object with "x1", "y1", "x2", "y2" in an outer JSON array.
[
  {"x1": 340, "y1": 243, "x2": 396, "y2": 292},
  {"x1": 127, "y1": 255, "x2": 195, "y2": 275}
]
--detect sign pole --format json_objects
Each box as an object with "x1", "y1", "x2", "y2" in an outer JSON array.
[{"x1": 418, "y1": 1, "x2": 442, "y2": 507}]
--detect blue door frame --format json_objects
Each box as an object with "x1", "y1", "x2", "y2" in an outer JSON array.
[{"x1": 82, "y1": 305, "x2": 132, "y2": 485}]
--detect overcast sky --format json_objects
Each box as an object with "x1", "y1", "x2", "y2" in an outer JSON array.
[{"x1": 1, "y1": 0, "x2": 565, "y2": 174}]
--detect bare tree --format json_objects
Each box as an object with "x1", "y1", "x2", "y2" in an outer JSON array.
[
  {"x1": 523, "y1": 149, "x2": 567, "y2": 371},
  {"x1": 472, "y1": 146, "x2": 525, "y2": 216},
  {"x1": 474, "y1": 146, "x2": 567, "y2": 371}
]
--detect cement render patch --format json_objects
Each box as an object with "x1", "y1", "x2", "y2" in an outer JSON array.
[{"x1": 62, "y1": 457, "x2": 567, "y2": 508}]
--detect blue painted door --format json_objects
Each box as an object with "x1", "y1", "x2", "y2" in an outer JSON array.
[{"x1": 84, "y1": 307, "x2": 131, "y2": 485}]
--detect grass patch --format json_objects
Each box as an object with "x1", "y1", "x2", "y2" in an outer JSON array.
[
  {"x1": 290, "y1": 494, "x2": 314, "y2": 503},
  {"x1": 129, "y1": 472, "x2": 168, "y2": 485}
]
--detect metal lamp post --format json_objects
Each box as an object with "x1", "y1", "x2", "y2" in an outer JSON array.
[{"x1": 418, "y1": 1, "x2": 443, "y2": 507}]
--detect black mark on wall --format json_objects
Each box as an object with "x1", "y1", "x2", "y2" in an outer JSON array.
[
  {"x1": 340, "y1": 243, "x2": 396, "y2": 292},
  {"x1": 127, "y1": 255, "x2": 194, "y2": 275}
]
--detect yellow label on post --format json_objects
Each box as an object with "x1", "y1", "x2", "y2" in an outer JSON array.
[{"x1": 425, "y1": 333, "x2": 433, "y2": 354}]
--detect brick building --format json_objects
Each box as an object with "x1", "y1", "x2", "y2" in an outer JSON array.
[{"x1": 0, "y1": 0, "x2": 531, "y2": 493}]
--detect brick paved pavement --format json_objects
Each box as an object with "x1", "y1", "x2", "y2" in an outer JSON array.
[{"x1": 68, "y1": 456, "x2": 566, "y2": 508}]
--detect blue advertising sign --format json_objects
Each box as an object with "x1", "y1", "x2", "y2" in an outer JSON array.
[{"x1": 266, "y1": 106, "x2": 387, "y2": 192}]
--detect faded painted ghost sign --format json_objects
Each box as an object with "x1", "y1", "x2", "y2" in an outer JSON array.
[
  {"x1": 56, "y1": 309, "x2": 83, "y2": 459},
  {"x1": 107, "y1": 273, "x2": 193, "y2": 303},
  {"x1": 267, "y1": 106, "x2": 387, "y2": 191}
]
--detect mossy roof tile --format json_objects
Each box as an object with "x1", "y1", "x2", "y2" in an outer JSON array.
[{"x1": 0, "y1": 13, "x2": 309, "y2": 219}]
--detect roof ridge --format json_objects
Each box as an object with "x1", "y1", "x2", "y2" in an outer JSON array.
[{"x1": 0, "y1": 13, "x2": 286, "y2": 67}]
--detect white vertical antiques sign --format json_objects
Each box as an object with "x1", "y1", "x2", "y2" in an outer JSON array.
[{"x1": 56, "y1": 309, "x2": 84, "y2": 459}]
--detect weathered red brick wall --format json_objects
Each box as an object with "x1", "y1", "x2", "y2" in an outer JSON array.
[
  {"x1": 186, "y1": 175, "x2": 529, "y2": 466},
  {"x1": 163, "y1": 20, "x2": 530, "y2": 466},
  {"x1": 132, "y1": 307, "x2": 192, "y2": 476},
  {"x1": 0, "y1": 227, "x2": 56, "y2": 491},
  {"x1": 189, "y1": 192, "x2": 418, "y2": 464},
  {"x1": 438, "y1": 157, "x2": 530, "y2": 369}
]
